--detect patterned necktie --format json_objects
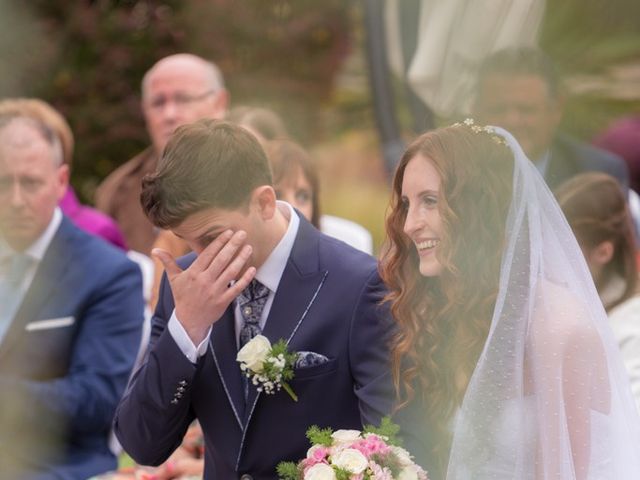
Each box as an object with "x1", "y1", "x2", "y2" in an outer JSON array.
[
  {"x1": 238, "y1": 279, "x2": 270, "y2": 349},
  {"x1": 0, "y1": 253, "x2": 32, "y2": 341}
]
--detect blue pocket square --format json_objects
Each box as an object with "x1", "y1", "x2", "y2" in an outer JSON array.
[{"x1": 295, "y1": 351, "x2": 329, "y2": 369}]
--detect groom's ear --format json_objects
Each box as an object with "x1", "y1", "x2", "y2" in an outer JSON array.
[{"x1": 251, "y1": 186, "x2": 277, "y2": 220}]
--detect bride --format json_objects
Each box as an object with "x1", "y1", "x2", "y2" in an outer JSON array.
[{"x1": 380, "y1": 120, "x2": 640, "y2": 479}]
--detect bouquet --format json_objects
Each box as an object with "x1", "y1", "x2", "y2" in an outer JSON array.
[
  {"x1": 277, "y1": 418, "x2": 428, "y2": 480},
  {"x1": 236, "y1": 334, "x2": 298, "y2": 401}
]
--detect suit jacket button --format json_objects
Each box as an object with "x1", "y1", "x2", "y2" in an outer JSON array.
[{"x1": 240, "y1": 475, "x2": 253, "y2": 480}]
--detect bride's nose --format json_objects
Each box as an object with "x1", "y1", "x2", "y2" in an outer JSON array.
[{"x1": 403, "y1": 207, "x2": 424, "y2": 237}]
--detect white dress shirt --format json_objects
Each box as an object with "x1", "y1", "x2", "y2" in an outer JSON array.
[
  {"x1": 168, "y1": 202, "x2": 300, "y2": 362},
  {"x1": 0, "y1": 208, "x2": 62, "y2": 342}
]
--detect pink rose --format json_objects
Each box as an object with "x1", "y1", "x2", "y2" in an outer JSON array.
[
  {"x1": 368, "y1": 461, "x2": 394, "y2": 480},
  {"x1": 352, "y1": 434, "x2": 391, "y2": 458},
  {"x1": 305, "y1": 445, "x2": 330, "y2": 466}
]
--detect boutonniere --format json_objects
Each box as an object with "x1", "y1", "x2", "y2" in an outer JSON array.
[{"x1": 236, "y1": 335, "x2": 298, "y2": 402}]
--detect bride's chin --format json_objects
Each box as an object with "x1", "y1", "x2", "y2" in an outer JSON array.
[{"x1": 418, "y1": 259, "x2": 442, "y2": 277}]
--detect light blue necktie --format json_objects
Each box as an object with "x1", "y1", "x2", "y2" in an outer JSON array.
[{"x1": 0, "y1": 254, "x2": 31, "y2": 342}]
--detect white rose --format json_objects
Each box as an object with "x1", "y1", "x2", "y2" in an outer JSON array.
[
  {"x1": 236, "y1": 335, "x2": 271, "y2": 372},
  {"x1": 398, "y1": 465, "x2": 420, "y2": 480},
  {"x1": 391, "y1": 446, "x2": 413, "y2": 466},
  {"x1": 331, "y1": 448, "x2": 368, "y2": 474},
  {"x1": 330, "y1": 429, "x2": 361, "y2": 446},
  {"x1": 304, "y1": 463, "x2": 336, "y2": 480}
]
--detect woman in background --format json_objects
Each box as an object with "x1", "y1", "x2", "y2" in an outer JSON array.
[
  {"x1": 264, "y1": 138, "x2": 373, "y2": 254},
  {"x1": 556, "y1": 172, "x2": 640, "y2": 411}
]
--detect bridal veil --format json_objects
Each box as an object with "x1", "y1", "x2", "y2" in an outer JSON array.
[{"x1": 446, "y1": 127, "x2": 640, "y2": 479}]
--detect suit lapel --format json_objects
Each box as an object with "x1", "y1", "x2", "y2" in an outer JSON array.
[
  {"x1": 0, "y1": 219, "x2": 72, "y2": 360},
  {"x1": 209, "y1": 307, "x2": 245, "y2": 429}
]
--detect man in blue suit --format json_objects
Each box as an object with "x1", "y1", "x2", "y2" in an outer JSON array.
[
  {"x1": 0, "y1": 114, "x2": 144, "y2": 479},
  {"x1": 114, "y1": 120, "x2": 395, "y2": 479},
  {"x1": 473, "y1": 47, "x2": 629, "y2": 190}
]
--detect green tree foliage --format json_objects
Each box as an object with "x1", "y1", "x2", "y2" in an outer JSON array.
[{"x1": 2, "y1": 0, "x2": 351, "y2": 203}]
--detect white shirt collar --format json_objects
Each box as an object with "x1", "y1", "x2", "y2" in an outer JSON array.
[
  {"x1": 254, "y1": 201, "x2": 299, "y2": 293},
  {"x1": 0, "y1": 208, "x2": 62, "y2": 261}
]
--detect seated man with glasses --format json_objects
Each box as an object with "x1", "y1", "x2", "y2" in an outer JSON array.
[{"x1": 95, "y1": 54, "x2": 229, "y2": 255}]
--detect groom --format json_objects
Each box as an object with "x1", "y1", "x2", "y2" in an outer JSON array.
[{"x1": 114, "y1": 120, "x2": 395, "y2": 479}]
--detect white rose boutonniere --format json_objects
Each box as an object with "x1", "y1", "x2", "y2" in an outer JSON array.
[
  {"x1": 236, "y1": 334, "x2": 271, "y2": 372},
  {"x1": 236, "y1": 335, "x2": 298, "y2": 401}
]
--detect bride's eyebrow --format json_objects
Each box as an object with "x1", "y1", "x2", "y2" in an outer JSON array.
[{"x1": 410, "y1": 189, "x2": 439, "y2": 198}]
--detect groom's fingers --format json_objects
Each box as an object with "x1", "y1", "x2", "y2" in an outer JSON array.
[
  {"x1": 222, "y1": 264, "x2": 257, "y2": 305},
  {"x1": 152, "y1": 248, "x2": 182, "y2": 282},
  {"x1": 216, "y1": 244, "x2": 254, "y2": 293},
  {"x1": 191, "y1": 229, "x2": 234, "y2": 272},
  {"x1": 204, "y1": 230, "x2": 248, "y2": 280}
]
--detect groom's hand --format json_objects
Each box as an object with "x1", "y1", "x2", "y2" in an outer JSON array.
[{"x1": 153, "y1": 230, "x2": 256, "y2": 345}]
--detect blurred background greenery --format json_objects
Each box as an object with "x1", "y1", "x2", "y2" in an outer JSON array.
[{"x1": 0, "y1": 0, "x2": 638, "y2": 253}]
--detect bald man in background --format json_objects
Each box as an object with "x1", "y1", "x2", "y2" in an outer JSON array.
[{"x1": 96, "y1": 54, "x2": 229, "y2": 254}]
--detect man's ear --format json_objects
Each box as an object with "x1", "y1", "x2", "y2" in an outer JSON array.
[
  {"x1": 56, "y1": 164, "x2": 70, "y2": 200},
  {"x1": 252, "y1": 185, "x2": 277, "y2": 220},
  {"x1": 212, "y1": 89, "x2": 229, "y2": 119}
]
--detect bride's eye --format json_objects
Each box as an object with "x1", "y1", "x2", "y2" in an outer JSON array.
[{"x1": 421, "y1": 194, "x2": 438, "y2": 208}]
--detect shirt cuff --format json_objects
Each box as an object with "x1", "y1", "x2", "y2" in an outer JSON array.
[{"x1": 168, "y1": 311, "x2": 212, "y2": 363}]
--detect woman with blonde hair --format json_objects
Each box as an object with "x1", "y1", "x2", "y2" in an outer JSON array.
[{"x1": 381, "y1": 121, "x2": 640, "y2": 479}]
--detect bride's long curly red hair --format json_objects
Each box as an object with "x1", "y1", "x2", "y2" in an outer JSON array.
[{"x1": 380, "y1": 125, "x2": 514, "y2": 457}]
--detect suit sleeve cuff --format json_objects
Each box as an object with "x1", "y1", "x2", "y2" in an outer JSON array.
[{"x1": 168, "y1": 312, "x2": 212, "y2": 363}]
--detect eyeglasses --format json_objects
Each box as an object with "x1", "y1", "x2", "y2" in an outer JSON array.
[{"x1": 145, "y1": 90, "x2": 216, "y2": 111}]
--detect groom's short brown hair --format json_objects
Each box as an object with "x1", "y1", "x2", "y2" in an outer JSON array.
[{"x1": 141, "y1": 119, "x2": 273, "y2": 229}]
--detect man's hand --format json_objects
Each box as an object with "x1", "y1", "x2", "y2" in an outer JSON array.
[{"x1": 153, "y1": 230, "x2": 256, "y2": 344}]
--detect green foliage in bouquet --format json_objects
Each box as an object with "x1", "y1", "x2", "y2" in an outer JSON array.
[
  {"x1": 306, "y1": 425, "x2": 334, "y2": 446},
  {"x1": 363, "y1": 416, "x2": 402, "y2": 447},
  {"x1": 276, "y1": 461, "x2": 301, "y2": 480}
]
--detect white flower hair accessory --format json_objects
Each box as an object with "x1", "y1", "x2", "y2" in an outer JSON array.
[{"x1": 452, "y1": 118, "x2": 509, "y2": 147}]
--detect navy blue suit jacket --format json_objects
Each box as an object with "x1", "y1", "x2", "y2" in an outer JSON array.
[
  {"x1": 546, "y1": 134, "x2": 629, "y2": 190},
  {"x1": 114, "y1": 215, "x2": 395, "y2": 479},
  {"x1": 0, "y1": 217, "x2": 145, "y2": 480}
]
